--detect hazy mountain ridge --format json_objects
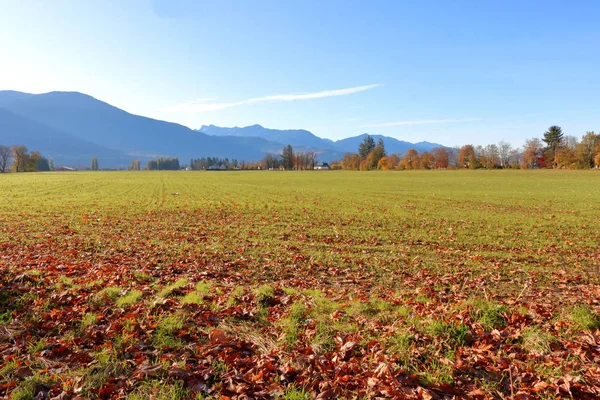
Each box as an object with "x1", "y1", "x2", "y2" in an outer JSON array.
[
  {"x1": 199, "y1": 126, "x2": 444, "y2": 156},
  {"x1": 0, "y1": 90, "x2": 445, "y2": 167}
]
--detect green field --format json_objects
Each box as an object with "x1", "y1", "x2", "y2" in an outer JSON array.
[{"x1": 1, "y1": 170, "x2": 599, "y2": 399}]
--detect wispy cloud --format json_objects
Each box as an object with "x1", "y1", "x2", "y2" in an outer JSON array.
[
  {"x1": 362, "y1": 118, "x2": 481, "y2": 128},
  {"x1": 167, "y1": 84, "x2": 381, "y2": 112}
]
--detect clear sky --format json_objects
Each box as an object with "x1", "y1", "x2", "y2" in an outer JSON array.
[{"x1": 1, "y1": 0, "x2": 599, "y2": 146}]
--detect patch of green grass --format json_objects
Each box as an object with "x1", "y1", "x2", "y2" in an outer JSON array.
[
  {"x1": 416, "y1": 295, "x2": 433, "y2": 304},
  {"x1": 568, "y1": 305, "x2": 600, "y2": 331},
  {"x1": 396, "y1": 305, "x2": 412, "y2": 318},
  {"x1": 153, "y1": 314, "x2": 185, "y2": 349},
  {"x1": 310, "y1": 321, "x2": 335, "y2": 354},
  {"x1": 226, "y1": 285, "x2": 245, "y2": 306},
  {"x1": 290, "y1": 302, "x2": 307, "y2": 321},
  {"x1": 158, "y1": 278, "x2": 189, "y2": 298},
  {"x1": 10, "y1": 373, "x2": 54, "y2": 400},
  {"x1": 82, "y1": 349, "x2": 131, "y2": 395},
  {"x1": 255, "y1": 285, "x2": 275, "y2": 306},
  {"x1": 27, "y1": 338, "x2": 47, "y2": 354},
  {"x1": 127, "y1": 380, "x2": 189, "y2": 400},
  {"x1": 387, "y1": 332, "x2": 415, "y2": 365},
  {"x1": 181, "y1": 292, "x2": 204, "y2": 305},
  {"x1": 211, "y1": 360, "x2": 229, "y2": 376},
  {"x1": 0, "y1": 359, "x2": 18, "y2": 381},
  {"x1": 117, "y1": 289, "x2": 143, "y2": 307},
  {"x1": 57, "y1": 275, "x2": 74, "y2": 287},
  {"x1": 284, "y1": 384, "x2": 310, "y2": 400},
  {"x1": 306, "y1": 290, "x2": 339, "y2": 319},
  {"x1": 418, "y1": 357, "x2": 454, "y2": 385},
  {"x1": 520, "y1": 326, "x2": 556, "y2": 354},
  {"x1": 80, "y1": 312, "x2": 98, "y2": 329},
  {"x1": 280, "y1": 302, "x2": 306, "y2": 345},
  {"x1": 195, "y1": 280, "x2": 211, "y2": 294},
  {"x1": 95, "y1": 286, "x2": 122, "y2": 303},
  {"x1": 84, "y1": 279, "x2": 104, "y2": 289},
  {"x1": 426, "y1": 320, "x2": 469, "y2": 349},
  {"x1": 468, "y1": 298, "x2": 507, "y2": 330},
  {"x1": 133, "y1": 271, "x2": 152, "y2": 283},
  {"x1": 282, "y1": 287, "x2": 298, "y2": 295}
]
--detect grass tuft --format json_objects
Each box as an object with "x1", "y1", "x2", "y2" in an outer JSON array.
[
  {"x1": 569, "y1": 305, "x2": 600, "y2": 331},
  {"x1": 520, "y1": 325, "x2": 556, "y2": 354},
  {"x1": 117, "y1": 290, "x2": 143, "y2": 307},
  {"x1": 468, "y1": 298, "x2": 507, "y2": 330}
]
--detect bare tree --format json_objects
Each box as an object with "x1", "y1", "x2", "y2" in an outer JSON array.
[
  {"x1": 481, "y1": 144, "x2": 500, "y2": 169},
  {"x1": 0, "y1": 145, "x2": 11, "y2": 173},
  {"x1": 497, "y1": 141, "x2": 513, "y2": 168}
]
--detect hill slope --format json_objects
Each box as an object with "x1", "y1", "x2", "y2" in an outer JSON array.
[
  {"x1": 0, "y1": 90, "x2": 446, "y2": 166},
  {"x1": 0, "y1": 91, "x2": 282, "y2": 166},
  {"x1": 0, "y1": 108, "x2": 124, "y2": 166}
]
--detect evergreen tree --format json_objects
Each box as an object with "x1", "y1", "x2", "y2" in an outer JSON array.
[
  {"x1": 282, "y1": 144, "x2": 294, "y2": 170},
  {"x1": 90, "y1": 157, "x2": 99, "y2": 171},
  {"x1": 358, "y1": 135, "x2": 376, "y2": 159},
  {"x1": 543, "y1": 126, "x2": 564, "y2": 152}
]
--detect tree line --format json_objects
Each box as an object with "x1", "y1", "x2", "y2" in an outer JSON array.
[
  {"x1": 262, "y1": 145, "x2": 318, "y2": 170},
  {"x1": 4, "y1": 126, "x2": 598, "y2": 173},
  {"x1": 0, "y1": 145, "x2": 52, "y2": 173},
  {"x1": 333, "y1": 126, "x2": 600, "y2": 170},
  {"x1": 146, "y1": 157, "x2": 180, "y2": 171}
]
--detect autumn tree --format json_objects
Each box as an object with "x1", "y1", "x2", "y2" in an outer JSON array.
[
  {"x1": 341, "y1": 153, "x2": 361, "y2": 170},
  {"x1": 431, "y1": 147, "x2": 449, "y2": 169},
  {"x1": 0, "y1": 145, "x2": 11, "y2": 173},
  {"x1": 377, "y1": 157, "x2": 389, "y2": 170},
  {"x1": 11, "y1": 145, "x2": 28, "y2": 172},
  {"x1": 520, "y1": 138, "x2": 544, "y2": 169},
  {"x1": 574, "y1": 132, "x2": 600, "y2": 168},
  {"x1": 49, "y1": 157, "x2": 54, "y2": 171},
  {"x1": 480, "y1": 144, "x2": 500, "y2": 169},
  {"x1": 420, "y1": 151, "x2": 434, "y2": 169},
  {"x1": 553, "y1": 135, "x2": 578, "y2": 169},
  {"x1": 458, "y1": 145, "x2": 477, "y2": 169},
  {"x1": 554, "y1": 147, "x2": 576, "y2": 169},
  {"x1": 262, "y1": 153, "x2": 280, "y2": 170},
  {"x1": 400, "y1": 149, "x2": 420, "y2": 170},
  {"x1": 358, "y1": 135, "x2": 376, "y2": 159},
  {"x1": 28, "y1": 151, "x2": 50, "y2": 172}
]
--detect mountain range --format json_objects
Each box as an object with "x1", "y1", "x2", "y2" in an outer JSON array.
[{"x1": 0, "y1": 90, "x2": 445, "y2": 168}]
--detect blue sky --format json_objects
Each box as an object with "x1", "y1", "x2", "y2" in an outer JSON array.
[{"x1": 1, "y1": 0, "x2": 599, "y2": 146}]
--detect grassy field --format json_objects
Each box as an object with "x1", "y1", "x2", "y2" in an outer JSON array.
[{"x1": 1, "y1": 170, "x2": 599, "y2": 399}]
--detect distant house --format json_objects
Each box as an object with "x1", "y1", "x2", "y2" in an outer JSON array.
[
  {"x1": 55, "y1": 166, "x2": 75, "y2": 172},
  {"x1": 314, "y1": 163, "x2": 330, "y2": 170},
  {"x1": 207, "y1": 165, "x2": 228, "y2": 170}
]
